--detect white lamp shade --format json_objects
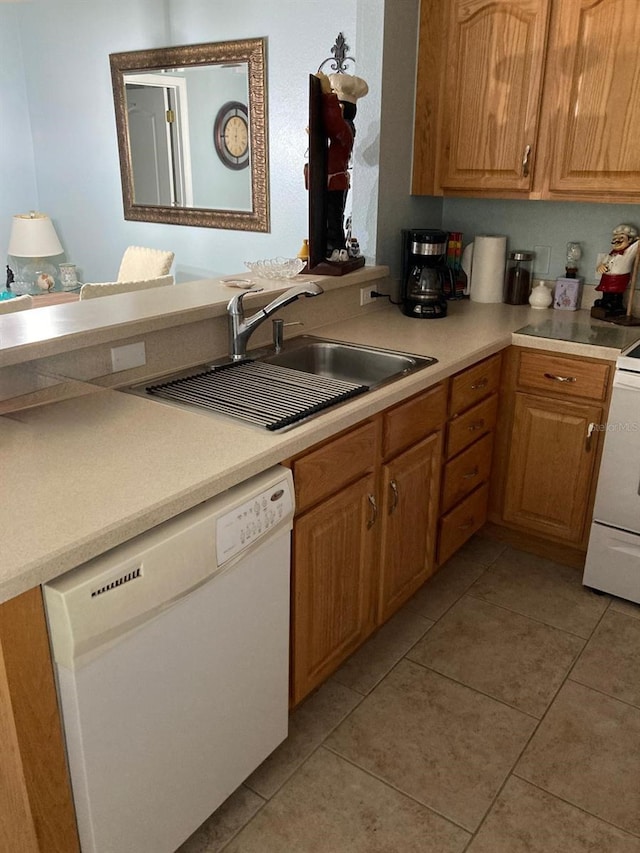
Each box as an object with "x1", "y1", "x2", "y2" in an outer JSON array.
[{"x1": 8, "y1": 212, "x2": 63, "y2": 258}]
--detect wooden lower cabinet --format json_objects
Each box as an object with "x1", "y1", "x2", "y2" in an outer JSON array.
[
  {"x1": 289, "y1": 385, "x2": 447, "y2": 705},
  {"x1": 290, "y1": 474, "x2": 378, "y2": 706},
  {"x1": 378, "y1": 432, "x2": 441, "y2": 622},
  {"x1": 491, "y1": 347, "x2": 613, "y2": 555},
  {"x1": 502, "y1": 392, "x2": 603, "y2": 544}
]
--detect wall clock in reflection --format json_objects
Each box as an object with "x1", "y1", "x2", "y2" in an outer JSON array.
[{"x1": 214, "y1": 101, "x2": 250, "y2": 170}]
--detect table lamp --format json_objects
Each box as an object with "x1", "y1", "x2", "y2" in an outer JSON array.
[{"x1": 7, "y1": 211, "x2": 64, "y2": 294}]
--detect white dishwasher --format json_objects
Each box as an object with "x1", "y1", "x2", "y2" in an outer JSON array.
[{"x1": 43, "y1": 466, "x2": 294, "y2": 853}]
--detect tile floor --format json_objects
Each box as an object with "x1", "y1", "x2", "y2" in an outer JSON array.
[{"x1": 178, "y1": 534, "x2": 640, "y2": 853}]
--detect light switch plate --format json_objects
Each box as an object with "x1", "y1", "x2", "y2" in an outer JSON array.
[{"x1": 111, "y1": 342, "x2": 146, "y2": 372}]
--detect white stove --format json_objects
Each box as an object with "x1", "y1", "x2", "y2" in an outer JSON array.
[
  {"x1": 583, "y1": 339, "x2": 640, "y2": 603},
  {"x1": 615, "y1": 338, "x2": 640, "y2": 373}
]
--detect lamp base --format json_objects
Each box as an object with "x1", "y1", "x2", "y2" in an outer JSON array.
[{"x1": 22, "y1": 260, "x2": 57, "y2": 291}]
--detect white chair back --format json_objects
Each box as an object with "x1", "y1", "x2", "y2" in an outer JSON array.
[
  {"x1": 0, "y1": 295, "x2": 33, "y2": 314},
  {"x1": 79, "y1": 275, "x2": 174, "y2": 300},
  {"x1": 117, "y1": 246, "x2": 174, "y2": 282}
]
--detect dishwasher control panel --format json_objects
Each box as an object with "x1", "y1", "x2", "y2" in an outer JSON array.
[{"x1": 216, "y1": 474, "x2": 294, "y2": 566}]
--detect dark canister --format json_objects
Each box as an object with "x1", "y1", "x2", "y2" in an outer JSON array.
[{"x1": 504, "y1": 250, "x2": 534, "y2": 304}]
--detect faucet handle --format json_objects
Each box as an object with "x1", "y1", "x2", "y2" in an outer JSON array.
[{"x1": 226, "y1": 287, "x2": 264, "y2": 315}]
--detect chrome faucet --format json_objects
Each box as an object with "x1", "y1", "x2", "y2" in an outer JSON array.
[{"x1": 227, "y1": 282, "x2": 323, "y2": 360}]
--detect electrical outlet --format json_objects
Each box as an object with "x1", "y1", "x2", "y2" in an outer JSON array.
[
  {"x1": 111, "y1": 342, "x2": 146, "y2": 372},
  {"x1": 360, "y1": 287, "x2": 374, "y2": 306}
]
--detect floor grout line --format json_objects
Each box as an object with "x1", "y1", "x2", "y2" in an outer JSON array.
[
  {"x1": 320, "y1": 742, "x2": 474, "y2": 838},
  {"x1": 510, "y1": 772, "x2": 640, "y2": 841}
]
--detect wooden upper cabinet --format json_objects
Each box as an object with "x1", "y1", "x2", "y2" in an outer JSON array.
[
  {"x1": 436, "y1": 0, "x2": 551, "y2": 194},
  {"x1": 414, "y1": 0, "x2": 640, "y2": 202},
  {"x1": 538, "y1": 0, "x2": 640, "y2": 201}
]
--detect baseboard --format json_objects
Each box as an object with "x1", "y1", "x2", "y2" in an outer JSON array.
[{"x1": 481, "y1": 522, "x2": 586, "y2": 570}]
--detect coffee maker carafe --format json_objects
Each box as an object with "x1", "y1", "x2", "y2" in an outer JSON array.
[{"x1": 401, "y1": 229, "x2": 452, "y2": 319}]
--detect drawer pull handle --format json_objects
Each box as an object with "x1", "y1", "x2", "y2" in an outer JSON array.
[
  {"x1": 468, "y1": 419, "x2": 485, "y2": 432},
  {"x1": 367, "y1": 494, "x2": 378, "y2": 529},
  {"x1": 471, "y1": 378, "x2": 488, "y2": 390},
  {"x1": 586, "y1": 422, "x2": 596, "y2": 452},
  {"x1": 522, "y1": 144, "x2": 532, "y2": 177},
  {"x1": 389, "y1": 479, "x2": 399, "y2": 513},
  {"x1": 459, "y1": 516, "x2": 476, "y2": 532},
  {"x1": 544, "y1": 372, "x2": 577, "y2": 383},
  {"x1": 462, "y1": 466, "x2": 479, "y2": 480}
]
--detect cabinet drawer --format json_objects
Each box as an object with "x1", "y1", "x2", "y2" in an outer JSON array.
[
  {"x1": 517, "y1": 350, "x2": 610, "y2": 402},
  {"x1": 441, "y1": 432, "x2": 493, "y2": 514},
  {"x1": 446, "y1": 393, "x2": 498, "y2": 459},
  {"x1": 449, "y1": 354, "x2": 501, "y2": 416},
  {"x1": 383, "y1": 383, "x2": 447, "y2": 459},
  {"x1": 438, "y1": 483, "x2": 489, "y2": 566},
  {"x1": 293, "y1": 420, "x2": 378, "y2": 513}
]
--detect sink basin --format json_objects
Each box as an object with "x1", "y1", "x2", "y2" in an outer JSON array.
[
  {"x1": 258, "y1": 336, "x2": 437, "y2": 388},
  {"x1": 129, "y1": 338, "x2": 438, "y2": 432}
]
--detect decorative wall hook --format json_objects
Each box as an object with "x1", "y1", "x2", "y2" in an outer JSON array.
[{"x1": 317, "y1": 33, "x2": 356, "y2": 74}]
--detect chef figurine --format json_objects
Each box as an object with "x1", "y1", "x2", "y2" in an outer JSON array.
[
  {"x1": 593, "y1": 224, "x2": 639, "y2": 316},
  {"x1": 314, "y1": 71, "x2": 368, "y2": 262}
]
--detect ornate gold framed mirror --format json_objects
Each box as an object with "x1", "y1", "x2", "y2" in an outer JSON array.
[{"x1": 110, "y1": 38, "x2": 269, "y2": 232}]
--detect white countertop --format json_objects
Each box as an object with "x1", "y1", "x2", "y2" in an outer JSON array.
[{"x1": 1, "y1": 296, "x2": 636, "y2": 604}]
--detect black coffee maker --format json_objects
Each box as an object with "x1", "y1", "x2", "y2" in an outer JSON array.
[{"x1": 401, "y1": 229, "x2": 452, "y2": 319}]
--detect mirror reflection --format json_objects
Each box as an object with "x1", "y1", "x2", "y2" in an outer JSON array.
[{"x1": 110, "y1": 39, "x2": 269, "y2": 232}]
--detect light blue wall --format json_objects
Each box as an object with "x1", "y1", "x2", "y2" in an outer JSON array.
[
  {"x1": 0, "y1": 6, "x2": 38, "y2": 260},
  {"x1": 2, "y1": 0, "x2": 357, "y2": 281},
  {"x1": 373, "y1": 0, "x2": 443, "y2": 283},
  {"x1": 185, "y1": 66, "x2": 250, "y2": 211},
  {"x1": 2, "y1": 0, "x2": 639, "y2": 287},
  {"x1": 441, "y1": 198, "x2": 640, "y2": 286}
]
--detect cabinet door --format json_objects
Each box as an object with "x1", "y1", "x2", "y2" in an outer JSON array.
[
  {"x1": 541, "y1": 0, "x2": 640, "y2": 200},
  {"x1": 291, "y1": 474, "x2": 377, "y2": 706},
  {"x1": 378, "y1": 432, "x2": 442, "y2": 623},
  {"x1": 503, "y1": 393, "x2": 602, "y2": 544},
  {"x1": 438, "y1": 0, "x2": 551, "y2": 193}
]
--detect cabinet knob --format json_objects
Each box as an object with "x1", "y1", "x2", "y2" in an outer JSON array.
[
  {"x1": 471, "y1": 378, "x2": 488, "y2": 390},
  {"x1": 462, "y1": 466, "x2": 479, "y2": 480}
]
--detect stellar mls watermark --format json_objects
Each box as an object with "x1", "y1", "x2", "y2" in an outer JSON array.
[{"x1": 593, "y1": 421, "x2": 640, "y2": 432}]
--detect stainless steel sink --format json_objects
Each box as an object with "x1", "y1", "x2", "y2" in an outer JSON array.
[
  {"x1": 258, "y1": 336, "x2": 437, "y2": 389},
  {"x1": 129, "y1": 337, "x2": 438, "y2": 432}
]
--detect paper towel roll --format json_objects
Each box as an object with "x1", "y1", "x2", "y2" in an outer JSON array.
[{"x1": 469, "y1": 235, "x2": 507, "y2": 303}]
